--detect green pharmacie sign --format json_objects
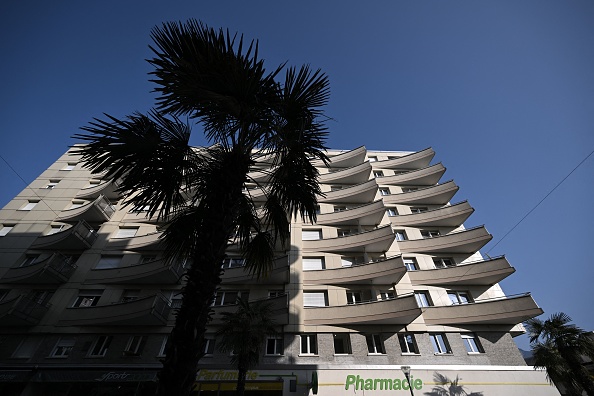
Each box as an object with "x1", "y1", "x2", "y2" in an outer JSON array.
[{"x1": 345, "y1": 374, "x2": 423, "y2": 391}]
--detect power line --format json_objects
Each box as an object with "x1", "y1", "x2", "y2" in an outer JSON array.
[{"x1": 486, "y1": 148, "x2": 594, "y2": 254}]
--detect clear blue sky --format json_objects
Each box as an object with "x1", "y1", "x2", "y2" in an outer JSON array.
[{"x1": 1, "y1": 1, "x2": 592, "y2": 350}]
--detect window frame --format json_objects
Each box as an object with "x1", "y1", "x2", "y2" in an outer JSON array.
[
  {"x1": 203, "y1": 338, "x2": 216, "y2": 356},
  {"x1": 19, "y1": 201, "x2": 39, "y2": 211},
  {"x1": 0, "y1": 225, "x2": 14, "y2": 236},
  {"x1": 123, "y1": 335, "x2": 146, "y2": 356},
  {"x1": 95, "y1": 255, "x2": 123, "y2": 269},
  {"x1": 379, "y1": 188, "x2": 391, "y2": 196},
  {"x1": 398, "y1": 333, "x2": 419, "y2": 354},
  {"x1": 333, "y1": 333, "x2": 352, "y2": 355},
  {"x1": 429, "y1": 333, "x2": 452, "y2": 354},
  {"x1": 300, "y1": 334, "x2": 318, "y2": 356},
  {"x1": 50, "y1": 337, "x2": 75, "y2": 358},
  {"x1": 373, "y1": 170, "x2": 384, "y2": 178},
  {"x1": 114, "y1": 227, "x2": 139, "y2": 239},
  {"x1": 265, "y1": 335, "x2": 284, "y2": 356},
  {"x1": 461, "y1": 333, "x2": 483, "y2": 354},
  {"x1": 302, "y1": 229, "x2": 322, "y2": 241},
  {"x1": 433, "y1": 258, "x2": 456, "y2": 268},
  {"x1": 403, "y1": 257, "x2": 418, "y2": 271},
  {"x1": 302, "y1": 257, "x2": 325, "y2": 271},
  {"x1": 386, "y1": 207, "x2": 398, "y2": 217},
  {"x1": 394, "y1": 230, "x2": 407, "y2": 241},
  {"x1": 303, "y1": 291, "x2": 328, "y2": 307},
  {"x1": 414, "y1": 291, "x2": 433, "y2": 307},
  {"x1": 365, "y1": 334, "x2": 386, "y2": 355},
  {"x1": 72, "y1": 290, "x2": 103, "y2": 307},
  {"x1": 88, "y1": 335, "x2": 112, "y2": 357},
  {"x1": 447, "y1": 291, "x2": 472, "y2": 305},
  {"x1": 346, "y1": 291, "x2": 363, "y2": 305},
  {"x1": 421, "y1": 230, "x2": 441, "y2": 239}
]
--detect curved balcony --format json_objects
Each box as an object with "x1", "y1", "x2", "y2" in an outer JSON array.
[
  {"x1": 244, "y1": 187, "x2": 266, "y2": 202},
  {"x1": 398, "y1": 226, "x2": 492, "y2": 254},
  {"x1": 372, "y1": 148, "x2": 434, "y2": 170},
  {"x1": 423, "y1": 293, "x2": 543, "y2": 326},
  {"x1": 303, "y1": 255, "x2": 406, "y2": 285},
  {"x1": 379, "y1": 163, "x2": 445, "y2": 186},
  {"x1": 383, "y1": 180, "x2": 459, "y2": 205},
  {"x1": 1, "y1": 253, "x2": 77, "y2": 284},
  {"x1": 210, "y1": 294, "x2": 289, "y2": 325},
  {"x1": 303, "y1": 225, "x2": 394, "y2": 253},
  {"x1": 58, "y1": 294, "x2": 171, "y2": 326},
  {"x1": 84, "y1": 258, "x2": 186, "y2": 285},
  {"x1": 408, "y1": 256, "x2": 515, "y2": 286},
  {"x1": 318, "y1": 179, "x2": 377, "y2": 204},
  {"x1": 105, "y1": 232, "x2": 163, "y2": 251},
  {"x1": 221, "y1": 256, "x2": 288, "y2": 284},
  {"x1": 319, "y1": 161, "x2": 372, "y2": 185},
  {"x1": 56, "y1": 195, "x2": 115, "y2": 224},
  {"x1": 316, "y1": 200, "x2": 385, "y2": 226},
  {"x1": 312, "y1": 146, "x2": 367, "y2": 169},
  {"x1": 390, "y1": 201, "x2": 474, "y2": 228},
  {"x1": 247, "y1": 169, "x2": 271, "y2": 183},
  {"x1": 75, "y1": 180, "x2": 121, "y2": 200},
  {"x1": 0, "y1": 295, "x2": 50, "y2": 326},
  {"x1": 304, "y1": 294, "x2": 421, "y2": 325},
  {"x1": 30, "y1": 221, "x2": 97, "y2": 250}
]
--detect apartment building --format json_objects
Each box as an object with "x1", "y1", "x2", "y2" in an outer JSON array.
[{"x1": 0, "y1": 146, "x2": 559, "y2": 396}]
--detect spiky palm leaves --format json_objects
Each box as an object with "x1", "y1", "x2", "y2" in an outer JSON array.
[
  {"x1": 525, "y1": 312, "x2": 594, "y2": 395},
  {"x1": 73, "y1": 19, "x2": 329, "y2": 396}
]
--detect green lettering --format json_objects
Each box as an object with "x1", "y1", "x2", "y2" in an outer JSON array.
[
  {"x1": 415, "y1": 378, "x2": 423, "y2": 390},
  {"x1": 345, "y1": 375, "x2": 356, "y2": 390},
  {"x1": 393, "y1": 379, "x2": 401, "y2": 390},
  {"x1": 402, "y1": 378, "x2": 409, "y2": 390},
  {"x1": 376, "y1": 379, "x2": 391, "y2": 390},
  {"x1": 364, "y1": 379, "x2": 373, "y2": 390}
]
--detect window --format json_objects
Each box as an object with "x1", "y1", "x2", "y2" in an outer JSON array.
[
  {"x1": 121, "y1": 289, "x2": 140, "y2": 302},
  {"x1": 386, "y1": 207, "x2": 398, "y2": 217},
  {"x1": 398, "y1": 333, "x2": 419, "y2": 354},
  {"x1": 123, "y1": 336, "x2": 146, "y2": 356},
  {"x1": 47, "y1": 224, "x2": 66, "y2": 235},
  {"x1": 433, "y1": 258, "x2": 456, "y2": 268},
  {"x1": 0, "y1": 225, "x2": 14, "y2": 236},
  {"x1": 379, "y1": 290, "x2": 395, "y2": 300},
  {"x1": 115, "y1": 227, "x2": 138, "y2": 238},
  {"x1": 430, "y1": 333, "x2": 451, "y2": 354},
  {"x1": 333, "y1": 333, "x2": 351, "y2": 354},
  {"x1": 447, "y1": 291, "x2": 471, "y2": 305},
  {"x1": 95, "y1": 255, "x2": 122, "y2": 269},
  {"x1": 303, "y1": 257, "x2": 325, "y2": 271},
  {"x1": 303, "y1": 292, "x2": 327, "y2": 307},
  {"x1": 266, "y1": 336, "x2": 283, "y2": 355},
  {"x1": 222, "y1": 257, "x2": 246, "y2": 269},
  {"x1": 51, "y1": 337, "x2": 75, "y2": 357},
  {"x1": 72, "y1": 290, "x2": 103, "y2": 307},
  {"x1": 157, "y1": 335, "x2": 169, "y2": 357},
  {"x1": 414, "y1": 291, "x2": 432, "y2": 307},
  {"x1": 379, "y1": 188, "x2": 391, "y2": 196},
  {"x1": 421, "y1": 230, "x2": 440, "y2": 238},
  {"x1": 45, "y1": 180, "x2": 59, "y2": 189},
  {"x1": 12, "y1": 337, "x2": 40, "y2": 358},
  {"x1": 268, "y1": 290, "x2": 285, "y2": 298},
  {"x1": 366, "y1": 334, "x2": 385, "y2": 354},
  {"x1": 368, "y1": 156, "x2": 378, "y2": 162},
  {"x1": 203, "y1": 338, "x2": 216, "y2": 355},
  {"x1": 20, "y1": 255, "x2": 40, "y2": 267},
  {"x1": 373, "y1": 171, "x2": 384, "y2": 178},
  {"x1": 333, "y1": 205, "x2": 347, "y2": 212},
  {"x1": 163, "y1": 291, "x2": 183, "y2": 308},
  {"x1": 402, "y1": 187, "x2": 418, "y2": 193},
  {"x1": 302, "y1": 229, "x2": 322, "y2": 240},
  {"x1": 341, "y1": 256, "x2": 364, "y2": 267},
  {"x1": 62, "y1": 163, "x2": 77, "y2": 171},
  {"x1": 338, "y1": 228, "x2": 356, "y2": 237},
  {"x1": 346, "y1": 291, "x2": 362, "y2": 304},
  {"x1": 410, "y1": 207, "x2": 428, "y2": 214},
  {"x1": 394, "y1": 230, "x2": 407, "y2": 241},
  {"x1": 300, "y1": 334, "x2": 318, "y2": 355},
  {"x1": 88, "y1": 335, "x2": 112, "y2": 357},
  {"x1": 213, "y1": 290, "x2": 248, "y2": 306},
  {"x1": 19, "y1": 201, "x2": 38, "y2": 211},
  {"x1": 0, "y1": 289, "x2": 9, "y2": 302},
  {"x1": 462, "y1": 333, "x2": 483, "y2": 353},
  {"x1": 403, "y1": 258, "x2": 418, "y2": 271},
  {"x1": 330, "y1": 185, "x2": 343, "y2": 191}
]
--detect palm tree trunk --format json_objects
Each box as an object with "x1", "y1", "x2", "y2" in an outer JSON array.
[{"x1": 236, "y1": 360, "x2": 248, "y2": 396}]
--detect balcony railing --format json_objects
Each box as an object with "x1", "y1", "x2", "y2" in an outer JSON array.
[
  {"x1": 0, "y1": 295, "x2": 50, "y2": 326},
  {"x1": 303, "y1": 224, "x2": 394, "y2": 253},
  {"x1": 56, "y1": 195, "x2": 115, "y2": 223},
  {"x1": 371, "y1": 147, "x2": 434, "y2": 170},
  {"x1": 221, "y1": 256, "x2": 288, "y2": 284},
  {"x1": 389, "y1": 201, "x2": 474, "y2": 228},
  {"x1": 382, "y1": 180, "x2": 459, "y2": 205},
  {"x1": 58, "y1": 294, "x2": 171, "y2": 326},
  {"x1": 84, "y1": 258, "x2": 186, "y2": 285},
  {"x1": 75, "y1": 179, "x2": 121, "y2": 200},
  {"x1": 316, "y1": 200, "x2": 386, "y2": 226},
  {"x1": 105, "y1": 231, "x2": 163, "y2": 251},
  {"x1": 318, "y1": 179, "x2": 378, "y2": 204},
  {"x1": 397, "y1": 225, "x2": 492, "y2": 254},
  {"x1": 423, "y1": 292, "x2": 543, "y2": 325},
  {"x1": 1, "y1": 253, "x2": 77, "y2": 284},
  {"x1": 408, "y1": 255, "x2": 515, "y2": 286},
  {"x1": 30, "y1": 220, "x2": 97, "y2": 250},
  {"x1": 303, "y1": 255, "x2": 406, "y2": 285},
  {"x1": 304, "y1": 293, "x2": 421, "y2": 326},
  {"x1": 319, "y1": 161, "x2": 372, "y2": 185},
  {"x1": 378, "y1": 163, "x2": 445, "y2": 186},
  {"x1": 311, "y1": 146, "x2": 367, "y2": 168}
]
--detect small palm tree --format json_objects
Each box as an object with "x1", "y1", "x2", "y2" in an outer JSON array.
[
  {"x1": 216, "y1": 297, "x2": 277, "y2": 396},
  {"x1": 525, "y1": 312, "x2": 594, "y2": 395},
  {"x1": 73, "y1": 20, "x2": 329, "y2": 396}
]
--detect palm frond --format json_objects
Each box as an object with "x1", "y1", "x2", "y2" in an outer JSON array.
[
  {"x1": 72, "y1": 111, "x2": 194, "y2": 220},
  {"x1": 242, "y1": 231, "x2": 275, "y2": 280}
]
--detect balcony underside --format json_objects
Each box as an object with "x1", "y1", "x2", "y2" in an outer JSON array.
[
  {"x1": 76, "y1": 180, "x2": 120, "y2": 200},
  {"x1": 316, "y1": 200, "x2": 385, "y2": 226},
  {"x1": 408, "y1": 256, "x2": 515, "y2": 286},
  {"x1": 383, "y1": 180, "x2": 459, "y2": 205},
  {"x1": 397, "y1": 226, "x2": 492, "y2": 254},
  {"x1": 56, "y1": 196, "x2": 114, "y2": 224},
  {"x1": 371, "y1": 147, "x2": 434, "y2": 170},
  {"x1": 105, "y1": 232, "x2": 163, "y2": 251},
  {"x1": 379, "y1": 163, "x2": 446, "y2": 186},
  {"x1": 57, "y1": 295, "x2": 170, "y2": 326},
  {"x1": 303, "y1": 225, "x2": 394, "y2": 253},
  {"x1": 318, "y1": 179, "x2": 378, "y2": 204},
  {"x1": 84, "y1": 260, "x2": 185, "y2": 285},
  {"x1": 0, "y1": 296, "x2": 49, "y2": 326},
  {"x1": 319, "y1": 161, "x2": 371, "y2": 185},
  {"x1": 303, "y1": 256, "x2": 406, "y2": 285},
  {"x1": 304, "y1": 295, "x2": 421, "y2": 326},
  {"x1": 30, "y1": 221, "x2": 97, "y2": 250},
  {"x1": 222, "y1": 256, "x2": 288, "y2": 284},
  {"x1": 312, "y1": 146, "x2": 367, "y2": 168},
  {"x1": 390, "y1": 201, "x2": 474, "y2": 228},
  {"x1": 423, "y1": 294, "x2": 543, "y2": 326}
]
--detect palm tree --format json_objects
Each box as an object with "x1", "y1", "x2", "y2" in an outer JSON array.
[
  {"x1": 525, "y1": 312, "x2": 594, "y2": 395},
  {"x1": 216, "y1": 297, "x2": 277, "y2": 396},
  {"x1": 73, "y1": 20, "x2": 329, "y2": 396}
]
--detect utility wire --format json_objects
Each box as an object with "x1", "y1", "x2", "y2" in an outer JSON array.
[{"x1": 486, "y1": 148, "x2": 594, "y2": 254}]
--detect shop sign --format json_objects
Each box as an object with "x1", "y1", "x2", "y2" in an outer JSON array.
[{"x1": 345, "y1": 374, "x2": 423, "y2": 391}]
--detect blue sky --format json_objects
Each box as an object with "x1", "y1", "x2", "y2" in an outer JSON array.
[{"x1": 1, "y1": 1, "x2": 592, "y2": 349}]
